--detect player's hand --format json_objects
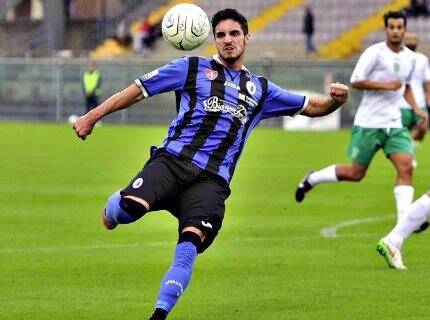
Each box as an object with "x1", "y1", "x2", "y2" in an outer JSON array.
[
  {"x1": 73, "y1": 113, "x2": 98, "y2": 140},
  {"x1": 385, "y1": 80, "x2": 402, "y2": 90},
  {"x1": 414, "y1": 112, "x2": 428, "y2": 141},
  {"x1": 329, "y1": 83, "x2": 349, "y2": 105}
]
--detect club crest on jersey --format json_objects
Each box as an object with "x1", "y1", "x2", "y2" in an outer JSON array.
[
  {"x1": 205, "y1": 68, "x2": 218, "y2": 80},
  {"x1": 246, "y1": 81, "x2": 256, "y2": 95}
]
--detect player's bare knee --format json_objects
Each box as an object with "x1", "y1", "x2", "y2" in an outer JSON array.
[
  {"x1": 182, "y1": 226, "x2": 206, "y2": 242},
  {"x1": 120, "y1": 196, "x2": 149, "y2": 220},
  {"x1": 178, "y1": 229, "x2": 204, "y2": 253},
  {"x1": 123, "y1": 195, "x2": 150, "y2": 210},
  {"x1": 401, "y1": 160, "x2": 414, "y2": 176},
  {"x1": 104, "y1": 191, "x2": 148, "y2": 225}
]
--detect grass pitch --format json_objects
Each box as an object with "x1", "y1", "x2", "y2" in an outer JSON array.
[{"x1": 0, "y1": 122, "x2": 429, "y2": 319}]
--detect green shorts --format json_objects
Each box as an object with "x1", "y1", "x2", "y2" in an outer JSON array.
[
  {"x1": 347, "y1": 126, "x2": 413, "y2": 165},
  {"x1": 401, "y1": 107, "x2": 428, "y2": 130}
]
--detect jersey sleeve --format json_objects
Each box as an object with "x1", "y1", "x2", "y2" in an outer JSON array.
[
  {"x1": 261, "y1": 80, "x2": 309, "y2": 119},
  {"x1": 135, "y1": 56, "x2": 189, "y2": 97},
  {"x1": 424, "y1": 56, "x2": 430, "y2": 82},
  {"x1": 350, "y1": 47, "x2": 377, "y2": 83}
]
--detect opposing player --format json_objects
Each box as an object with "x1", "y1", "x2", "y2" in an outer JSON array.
[
  {"x1": 400, "y1": 32, "x2": 430, "y2": 165},
  {"x1": 399, "y1": 32, "x2": 430, "y2": 232},
  {"x1": 74, "y1": 9, "x2": 349, "y2": 320},
  {"x1": 377, "y1": 189, "x2": 430, "y2": 270},
  {"x1": 295, "y1": 11, "x2": 428, "y2": 225}
]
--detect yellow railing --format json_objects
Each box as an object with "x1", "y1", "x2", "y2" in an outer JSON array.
[{"x1": 317, "y1": 0, "x2": 410, "y2": 59}]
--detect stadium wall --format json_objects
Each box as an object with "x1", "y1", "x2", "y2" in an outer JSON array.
[{"x1": 0, "y1": 58, "x2": 360, "y2": 127}]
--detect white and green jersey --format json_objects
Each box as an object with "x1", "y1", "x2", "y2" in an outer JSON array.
[
  {"x1": 399, "y1": 51, "x2": 430, "y2": 109},
  {"x1": 350, "y1": 41, "x2": 416, "y2": 128}
]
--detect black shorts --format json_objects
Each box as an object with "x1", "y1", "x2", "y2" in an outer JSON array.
[{"x1": 121, "y1": 151, "x2": 231, "y2": 253}]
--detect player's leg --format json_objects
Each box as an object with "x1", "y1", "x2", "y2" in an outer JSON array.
[
  {"x1": 103, "y1": 153, "x2": 180, "y2": 230},
  {"x1": 295, "y1": 125, "x2": 377, "y2": 202},
  {"x1": 410, "y1": 107, "x2": 428, "y2": 166},
  {"x1": 102, "y1": 191, "x2": 149, "y2": 230},
  {"x1": 389, "y1": 152, "x2": 414, "y2": 223},
  {"x1": 295, "y1": 163, "x2": 368, "y2": 202},
  {"x1": 149, "y1": 227, "x2": 205, "y2": 320},
  {"x1": 386, "y1": 190, "x2": 430, "y2": 249},
  {"x1": 385, "y1": 128, "x2": 415, "y2": 222},
  {"x1": 148, "y1": 174, "x2": 230, "y2": 319},
  {"x1": 377, "y1": 190, "x2": 430, "y2": 270}
]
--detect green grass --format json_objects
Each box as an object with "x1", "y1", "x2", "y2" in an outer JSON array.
[{"x1": 0, "y1": 122, "x2": 429, "y2": 319}]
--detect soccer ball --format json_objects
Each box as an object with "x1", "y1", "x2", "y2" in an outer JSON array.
[
  {"x1": 67, "y1": 114, "x2": 79, "y2": 126},
  {"x1": 161, "y1": 3, "x2": 210, "y2": 51}
]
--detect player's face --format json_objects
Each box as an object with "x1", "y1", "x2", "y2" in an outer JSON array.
[
  {"x1": 213, "y1": 19, "x2": 251, "y2": 64},
  {"x1": 385, "y1": 18, "x2": 406, "y2": 46},
  {"x1": 404, "y1": 33, "x2": 418, "y2": 51}
]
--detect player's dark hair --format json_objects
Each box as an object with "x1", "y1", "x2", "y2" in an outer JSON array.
[
  {"x1": 211, "y1": 8, "x2": 249, "y2": 35},
  {"x1": 383, "y1": 10, "x2": 407, "y2": 27}
]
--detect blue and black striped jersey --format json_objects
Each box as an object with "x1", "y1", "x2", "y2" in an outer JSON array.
[{"x1": 135, "y1": 55, "x2": 308, "y2": 184}]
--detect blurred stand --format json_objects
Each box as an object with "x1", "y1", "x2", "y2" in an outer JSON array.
[{"x1": 0, "y1": 58, "x2": 355, "y2": 129}]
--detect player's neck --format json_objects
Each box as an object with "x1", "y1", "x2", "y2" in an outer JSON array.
[
  {"x1": 385, "y1": 41, "x2": 403, "y2": 53},
  {"x1": 218, "y1": 55, "x2": 245, "y2": 71}
]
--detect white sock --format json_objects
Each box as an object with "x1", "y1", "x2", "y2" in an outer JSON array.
[
  {"x1": 394, "y1": 185, "x2": 414, "y2": 222},
  {"x1": 308, "y1": 165, "x2": 338, "y2": 186},
  {"x1": 387, "y1": 194, "x2": 430, "y2": 249}
]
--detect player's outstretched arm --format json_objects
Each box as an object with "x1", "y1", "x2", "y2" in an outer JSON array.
[
  {"x1": 74, "y1": 84, "x2": 144, "y2": 140},
  {"x1": 404, "y1": 84, "x2": 429, "y2": 140},
  {"x1": 351, "y1": 79, "x2": 402, "y2": 91},
  {"x1": 301, "y1": 83, "x2": 349, "y2": 118}
]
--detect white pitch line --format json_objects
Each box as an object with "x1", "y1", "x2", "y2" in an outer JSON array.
[
  {"x1": 320, "y1": 214, "x2": 393, "y2": 238},
  {"x1": 0, "y1": 232, "x2": 386, "y2": 255},
  {"x1": 0, "y1": 215, "x2": 397, "y2": 254}
]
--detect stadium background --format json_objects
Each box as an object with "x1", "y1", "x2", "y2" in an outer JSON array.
[
  {"x1": 1, "y1": 1, "x2": 430, "y2": 320},
  {"x1": 2, "y1": 0, "x2": 430, "y2": 126}
]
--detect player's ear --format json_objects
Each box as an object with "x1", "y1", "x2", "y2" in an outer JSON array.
[{"x1": 244, "y1": 33, "x2": 251, "y2": 45}]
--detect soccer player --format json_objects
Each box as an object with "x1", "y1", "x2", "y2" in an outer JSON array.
[
  {"x1": 295, "y1": 11, "x2": 428, "y2": 225},
  {"x1": 399, "y1": 32, "x2": 430, "y2": 232},
  {"x1": 377, "y1": 189, "x2": 430, "y2": 270},
  {"x1": 74, "y1": 9, "x2": 349, "y2": 320},
  {"x1": 400, "y1": 32, "x2": 430, "y2": 165}
]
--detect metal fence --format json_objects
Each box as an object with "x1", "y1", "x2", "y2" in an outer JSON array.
[{"x1": 0, "y1": 57, "x2": 361, "y2": 126}]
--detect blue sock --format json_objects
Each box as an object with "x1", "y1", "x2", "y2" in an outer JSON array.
[
  {"x1": 155, "y1": 242, "x2": 198, "y2": 312},
  {"x1": 105, "y1": 191, "x2": 135, "y2": 224}
]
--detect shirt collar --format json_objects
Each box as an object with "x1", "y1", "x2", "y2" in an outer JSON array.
[
  {"x1": 212, "y1": 54, "x2": 250, "y2": 75},
  {"x1": 384, "y1": 41, "x2": 405, "y2": 54}
]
